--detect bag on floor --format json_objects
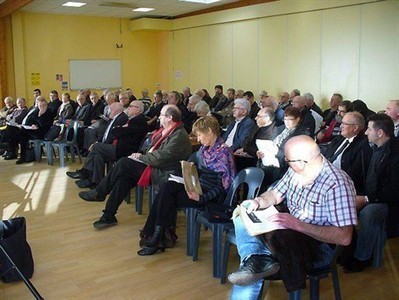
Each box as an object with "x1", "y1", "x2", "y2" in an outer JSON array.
[{"x1": 0, "y1": 217, "x2": 34, "y2": 283}]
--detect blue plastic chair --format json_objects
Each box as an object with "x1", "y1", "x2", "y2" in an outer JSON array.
[{"x1": 191, "y1": 167, "x2": 265, "y2": 278}]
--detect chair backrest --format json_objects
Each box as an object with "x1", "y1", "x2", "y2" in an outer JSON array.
[{"x1": 223, "y1": 167, "x2": 264, "y2": 207}]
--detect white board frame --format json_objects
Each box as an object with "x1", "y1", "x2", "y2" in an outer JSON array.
[{"x1": 69, "y1": 59, "x2": 122, "y2": 90}]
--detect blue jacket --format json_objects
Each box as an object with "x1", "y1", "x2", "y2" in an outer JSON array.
[{"x1": 222, "y1": 115, "x2": 256, "y2": 152}]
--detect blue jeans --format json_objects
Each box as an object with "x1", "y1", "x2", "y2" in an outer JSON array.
[
  {"x1": 354, "y1": 203, "x2": 388, "y2": 261},
  {"x1": 230, "y1": 217, "x2": 334, "y2": 300}
]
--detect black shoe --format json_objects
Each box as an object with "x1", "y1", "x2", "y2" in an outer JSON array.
[
  {"x1": 79, "y1": 189, "x2": 105, "y2": 202},
  {"x1": 4, "y1": 153, "x2": 17, "y2": 160},
  {"x1": 16, "y1": 158, "x2": 26, "y2": 165},
  {"x1": 0, "y1": 149, "x2": 5, "y2": 156},
  {"x1": 66, "y1": 170, "x2": 84, "y2": 179},
  {"x1": 93, "y1": 215, "x2": 118, "y2": 230},
  {"x1": 137, "y1": 245, "x2": 166, "y2": 256},
  {"x1": 228, "y1": 255, "x2": 280, "y2": 286},
  {"x1": 343, "y1": 258, "x2": 372, "y2": 273},
  {"x1": 75, "y1": 179, "x2": 95, "y2": 189}
]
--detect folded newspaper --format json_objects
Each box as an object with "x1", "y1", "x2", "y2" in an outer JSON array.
[{"x1": 237, "y1": 204, "x2": 285, "y2": 236}]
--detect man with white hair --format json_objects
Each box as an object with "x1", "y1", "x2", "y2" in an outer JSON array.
[
  {"x1": 303, "y1": 92, "x2": 323, "y2": 133},
  {"x1": 222, "y1": 98, "x2": 256, "y2": 152},
  {"x1": 291, "y1": 95, "x2": 316, "y2": 136},
  {"x1": 385, "y1": 99, "x2": 399, "y2": 138}
]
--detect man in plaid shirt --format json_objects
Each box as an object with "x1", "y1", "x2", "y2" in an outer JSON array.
[{"x1": 229, "y1": 135, "x2": 357, "y2": 298}]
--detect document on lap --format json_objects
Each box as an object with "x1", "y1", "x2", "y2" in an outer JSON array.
[
  {"x1": 237, "y1": 205, "x2": 285, "y2": 236},
  {"x1": 255, "y1": 139, "x2": 280, "y2": 167}
]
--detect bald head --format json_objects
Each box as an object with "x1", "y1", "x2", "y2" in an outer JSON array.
[
  {"x1": 285, "y1": 135, "x2": 321, "y2": 164},
  {"x1": 291, "y1": 96, "x2": 306, "y2": 110}
]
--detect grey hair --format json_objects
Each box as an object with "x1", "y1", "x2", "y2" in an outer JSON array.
[{"x1": 235, "y1": 98, "x2": 251, "y2": 114}]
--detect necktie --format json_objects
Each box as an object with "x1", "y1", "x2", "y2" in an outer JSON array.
[{"x1": 329, "y1": 139, "x2": 349, "y2": 163}]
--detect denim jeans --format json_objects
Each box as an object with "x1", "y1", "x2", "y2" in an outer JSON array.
[
  {"x1": 230, "y1": 217, "x2": 334, "y2": 300},
  {"x1": 354, "y1": 203, "x2": 388, "y2": 261}
]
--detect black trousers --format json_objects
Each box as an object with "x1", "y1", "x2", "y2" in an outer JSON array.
[
  {"x1": 97, "y1": 157, "x2": 146, "y2": 217},
  {"x1": 84, "y1": 143, "x2": 116, "y2": 184},
  {"x1": 142, "y1": 181, "x2": 203, "y2": 236}
]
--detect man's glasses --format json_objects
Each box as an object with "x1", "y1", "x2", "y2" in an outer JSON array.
[{"x1": 284, "y1": 157, "x2": 308, "y2": 164}]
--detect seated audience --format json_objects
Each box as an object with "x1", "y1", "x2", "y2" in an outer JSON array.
[
  {"x1": 67, "y1": 101, "x2": 149, "y2": 188},
  {"x1": 243, "y1": 91, "x2": 260, "y2": 120},
  {"x1": 291, "y1": 95, "x2": 315, "y2": 136},
  {"x1": 222, "y1": 98, "x2": 256, "y2": 152},
  {"x1": 139, "y1": 88, "x2": 152, "y2": 114},
  {"x1": 322, "y1": 93, "x2": 343, "y2": 127},
  {"x1": 303, "y1": 92, "x2": 323, "y2": 133},
  {"x1": 78, "y1": 105, "x2": 192, "y2": 229},
  {"x1": 137, "y1": 116, "x2": 236, "y2": 255},
  {"x1": 0, "y1": 97, "x2": 28, "y2": 158},
  {"x1": 228, "y1": 135, "x2": 356, "y2": 297},
  {"x1": 209, "y1": 85, "x2": 227, "y2": 110},
  {"x1": 214, "y1": 88, "x2": 235, "y2": 112},
  {"x1": 259, "y1": 92, "x2": 284, "y2": 126},
  {"x1": 182, "y1": 87, "x2": 192, "y2": 107},
  {"x1": 48, "y1": 90, "x2": 62, "y2": 120},
  {"x1": 16, "y1": 97, "x2": 53, "y2": 164},
  {"x1": 0, "y1": 96, "x2": 17, "y2": 121},
  {"x1": 54, "y1": 92, "x2": 74, "y2": 123},
  {"x1": 146, "y1": 90, "x2": 165, "y2": 130},
  {"x1": 352, "y1": 99, "x2": 376, "y2": 123},
  {"x1": 317, "y1": 100, "x2": 352, "y2": 143},
  {"x1": 278, "y1": 91, "x2": 291, "y2": 110},
  {"x1": 256, "y1": 106, "x2": 310, "y2": 189}
]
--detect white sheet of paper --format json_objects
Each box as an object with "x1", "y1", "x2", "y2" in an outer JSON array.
[{"x1": 255, "y1": 139, "x2": 280, "y2": 167}]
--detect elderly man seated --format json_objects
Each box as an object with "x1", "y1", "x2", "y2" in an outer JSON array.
[
  {"x1": 79, "y1": 105, "x2": 192, "y2": 229},
  {"x1": 66, "y1": 101, "x2": 148, "y2": 188},
  {"x1": 228, "y1": 135, "x2": 357, "y2": 298}
]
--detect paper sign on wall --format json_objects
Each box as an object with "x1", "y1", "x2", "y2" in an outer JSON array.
[{"x1": 31, "y1": 73, "x2": 40, "y2": 86}]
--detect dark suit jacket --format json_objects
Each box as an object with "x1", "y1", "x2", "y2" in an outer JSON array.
[
  {"x1": 48, "y1": 99, "x2": 62, "y2": 120},
  {"x1": 244, "y1": 122, "x2": 276, "y2": 157},
  {"x1": 222, "y1": 115, "x2": 256, "y2": 152},
  {"x1": 369, "y1": 138, "x2": 399, "y2": 237},
  {"x1": 299, "y1": 107, "x2": 315, "y2": 137},
  {"x1": 113, "y1": 114, "x2": 150, "y2": 159},
  {"x1": 322, "y1": 134, "x2": 372, "y2": 194},
  {"x1": 89, "y1": 101, "x2": 106, "y2": 121},
  {"x1": 100, "y1": 112, "x2": 128, "y2": 144},
  {"x1": 72, "y1": 103, "x2": 92, "y2": 126}
]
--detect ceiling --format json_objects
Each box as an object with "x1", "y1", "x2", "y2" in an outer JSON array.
[{"x1": 18, "y1": 0, "x2": 246, "y2": 20}]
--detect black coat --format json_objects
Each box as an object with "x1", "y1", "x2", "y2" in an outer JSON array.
[{"x1": 113, "y1": 114, "x2": 150, "y2": 159}]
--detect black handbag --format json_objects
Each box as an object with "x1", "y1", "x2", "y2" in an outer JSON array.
[
  {"x1": 204, "y1": 202, "x2": 234, "y2": 223},
  {"x1": 0, "y1": 217, "x2": 34, "y2": 283}
]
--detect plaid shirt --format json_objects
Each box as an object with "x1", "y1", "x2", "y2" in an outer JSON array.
[{"x1": 274, "y1": 157, "x2": 357, "y2": 227}]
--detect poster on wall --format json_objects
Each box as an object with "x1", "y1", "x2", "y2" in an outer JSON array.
[
  {"x1": 31, "y1": 73, "x2": 40, "y2": 86},
  {"x1": 62, "y1": 81, "x2": 69, "y2": 90}
]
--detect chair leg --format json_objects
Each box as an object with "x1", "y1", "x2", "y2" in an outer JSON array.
[
  {"x1": 58, "y1": 146, "x2": 66, "y2": 167},
  {"x1": 309, "y1": 277, "x2": 320, "y2": 300},
  {"x1": 213, "y1": 226, "x2": 224, "y2": 278},
  {"x1": 192, "y1": 221, "x2": 202, "y2": 262},
  {"x1": 373, "y1": 220, "x2": 386, "y2": 268},
  {"x1": 331, "y1": 263, "x2": 342, "y2": 300},
  {"x1": 185, "y1": 208, "x2": 197, "y2": 256},
  {"x1": 125, "y1": 189, "x2": 131, "y2": 204},
  {"x1": 221, "y1": 237, "x2": 232, "y2": 284},
  {"x1": 288, "y1": 290, "x2": 302, "y2": 300},
  {"x1": 135, "y1": 186, "x2": 144, "y2": 214}
]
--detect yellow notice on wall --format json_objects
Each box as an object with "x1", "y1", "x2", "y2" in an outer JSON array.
[{"x1": 31, "y1": 73, "x2": 40, "y2": 86}]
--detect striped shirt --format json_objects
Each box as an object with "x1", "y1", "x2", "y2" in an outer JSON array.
[{"x1": 274, "y1": 157, "x2": 357, "y2": 227}]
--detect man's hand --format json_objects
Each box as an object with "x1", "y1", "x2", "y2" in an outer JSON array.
[
  {"x1": 31, "y1": 124, "x2": 38, "y2": 130},
  {"x1": 241, "y1": 199, "x2": 260, "y2": 213},
  {"x1": 355, "y1": 196, "x2": 368, "y2": 211},
  {"x1": 256, "y1": 151, "x2": 264, "y2": 159},
  {"x1": 88, "y1": 142, "x2": 97, "y2": 152},
  {"x1": 267, "y1": 213, "x2": 301, "y2": 231}
]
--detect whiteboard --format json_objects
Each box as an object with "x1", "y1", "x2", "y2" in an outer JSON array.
[{"x1": 69, "y1": 59, "x2": 122, "y2": 90}]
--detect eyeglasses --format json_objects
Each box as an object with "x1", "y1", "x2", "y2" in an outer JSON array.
[
  {"x1": 283, "y1": 117, "x2": 295, "y2": 121},
  {"x1": 284, "y1": 157, "x2": 308, "y2": 164},
  {"x1": 129, "y1": 105, "x2": 139, "y2": 108},
  {"x1": 233, "y1": 107, "x2": 244, "y2": 110},
  {"x1": 341, "y1": 122, "x2": 356, "y2": 126},
  {"x1": 256, "y1": 114, "x2": 268, "y2": 118}
]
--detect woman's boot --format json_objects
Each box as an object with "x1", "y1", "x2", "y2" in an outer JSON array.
[{"x1": 137, "y1": 226, "x2": 165, "y2": 256}]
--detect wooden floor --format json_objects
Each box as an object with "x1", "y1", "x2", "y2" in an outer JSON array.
[{"x1": 0, "y1": 157, "x2": 399, "y2": 300}]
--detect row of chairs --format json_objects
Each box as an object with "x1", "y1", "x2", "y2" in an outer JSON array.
[{"x1": 29, "y1": 120, "x2": 82, "y2": 167}]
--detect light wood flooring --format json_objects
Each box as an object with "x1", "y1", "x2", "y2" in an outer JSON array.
[{"x1": 0, "y1": 158, "x2": 398, "y2": 299}]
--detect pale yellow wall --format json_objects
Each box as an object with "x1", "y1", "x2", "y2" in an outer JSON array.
[
  {"x1": 8, "y1": 12, "x2": 166, "y2": 105},
  {"x1": 169, "y1": 0, "x2": 399, "y2": 111}
]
